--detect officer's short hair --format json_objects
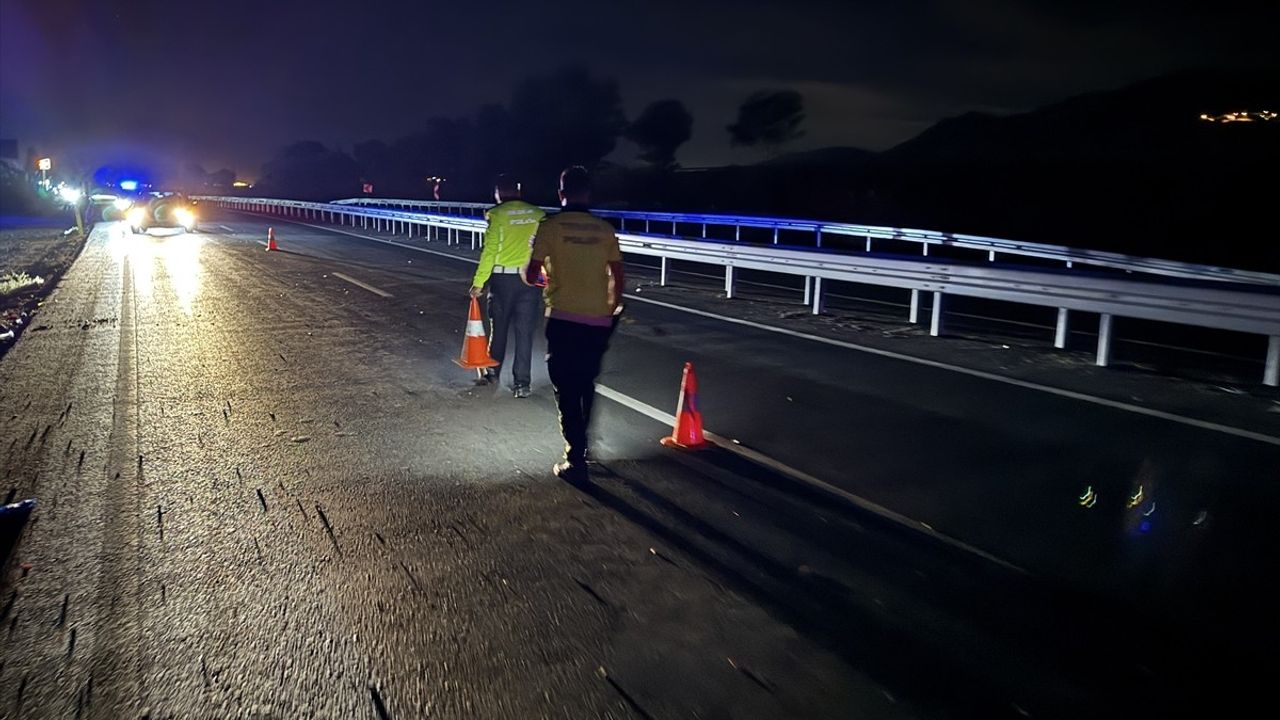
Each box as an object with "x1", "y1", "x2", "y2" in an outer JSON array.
[
  {"x1": 559, "y1": 166, "x2": 590, "y2": 197},
  {"x1": 495, "y1": 174, "x2": 520, "y2": 195}
]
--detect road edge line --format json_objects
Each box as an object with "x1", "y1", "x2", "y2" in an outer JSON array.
[{"x1": 595, "y1": 383, "x2": 1028, "y2": 574}]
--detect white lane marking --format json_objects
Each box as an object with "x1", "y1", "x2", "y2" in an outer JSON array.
[
  {"x1": 331, "y1": 271, "x2": 394, "y2": 298},
  {"x1": 627, "y1": 295, "x2": 1280, "y2": 447},
  {"x1": 256, "y1": 240, "x2": 268, "y2": 247},
  {"x1": 218, "y1": 224, "x2": 236, "y2": 232},
  {"x1": 233, "y1": 211, "x2": 1280, "y2": 446},
  {"x1": 595, "y1": 384, "x2": 1027, "y2": 573}
]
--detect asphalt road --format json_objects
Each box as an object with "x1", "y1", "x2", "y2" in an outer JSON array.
[{"x1": 1, "y1": 213, "x2": 1276, "y2": 718}]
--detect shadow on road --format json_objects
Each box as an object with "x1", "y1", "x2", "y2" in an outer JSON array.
[{"x1": 565, "y1": 451, "x2": 1230, "y2": 719}]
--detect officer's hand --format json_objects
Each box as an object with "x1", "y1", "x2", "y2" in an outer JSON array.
[{"x1": 468, "y1": 286, "x2": 483, "y2": 298}]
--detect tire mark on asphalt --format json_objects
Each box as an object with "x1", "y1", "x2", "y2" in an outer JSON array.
[
  {"x1": 598, "y1": 667, "x2": 654, "y2": 720},
  {"x1": 369, "y1": 685, "x2": 392, "y2": 719},
  {"x1": 728, "y1": 657, "x2": 774, "y2": 694},
  {"x1": 315, "y1": 504, "x2": 341, "y2": 556},
  {"x1": 398, "y1": 561, "x2": 421, "y2": 592},
  {"x1": 573, "y1": 579, "x2": 609, "y2": 608}
]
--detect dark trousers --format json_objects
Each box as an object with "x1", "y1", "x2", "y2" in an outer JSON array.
[
  {"x1": 545, "y1": 317, "x2": 616, "y2": 464},
  {"x1": 487, "y1": 274, "x2": 543, "y2": 387}
]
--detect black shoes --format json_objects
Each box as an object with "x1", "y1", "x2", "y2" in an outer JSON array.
[
  {"x1": 553, "y1": 461, "x2": 588, "y2": 482},
  {"x1": 513, "y1": 385, "x2": 532, "y2": 398}
]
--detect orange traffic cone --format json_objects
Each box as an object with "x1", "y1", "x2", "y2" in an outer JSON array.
[
  {"x1": 266, "y1": 227, "x2": 279, "y2": 251},
  {"x1": 454, "y1": 297, "x2": 500, "y2": 372},
  {"x1": 661, "y1": 362, "x2": 708, "y2": 450}
]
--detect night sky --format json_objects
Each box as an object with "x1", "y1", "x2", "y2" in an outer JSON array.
[{"x1": 2, "y1": 0, "x2": 1276, "y2": 179}]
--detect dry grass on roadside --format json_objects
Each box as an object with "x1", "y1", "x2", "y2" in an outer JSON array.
[{"x1": 0, "y1": 272, "x2": 44, "y2": 297}]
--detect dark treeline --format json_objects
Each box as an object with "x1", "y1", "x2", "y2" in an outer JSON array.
[
  {"x1": 251, "y1": 67, "x2": 1280, "y2": 272},
  {"x1": 254, "y1": 65, "x2": 806, "y2": 204}
]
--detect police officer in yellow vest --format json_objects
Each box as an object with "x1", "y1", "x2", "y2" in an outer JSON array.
[
  {"x1": 523, "y1": 166, "x2": 624, "y2": 481},
  {"x1": 470, "y1": 175, "x2": 546, "y2": 397}
]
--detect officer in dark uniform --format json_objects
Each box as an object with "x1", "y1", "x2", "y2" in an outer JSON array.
[{"x1": 523, "y1": 167, "x2": 624, "y2": 481}]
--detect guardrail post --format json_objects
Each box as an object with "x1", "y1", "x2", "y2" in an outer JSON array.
[
  {"x1": 865, "y1": 236, "x2": 872, "y2": 252},
  {"x1": 811, "y1": 277, "x2": 824, "y2": 315},
  {"x1": 725, "y1": 266, "x2": 735, "y2": 298},
  {"x1": 773, "y1": 227, "x2": 779, "y2": 245},
  {"x1": 909, "y1": 289, "x2": 921, "y2": 323},
  {"x1": 930, "y1": 292, "x2": 945, "y2": 336},
  {"x1": 922, "y1": 243, "x2": 929, "y2": 257},
  {"x1": 1054, "y1": 309, "x2": 1070, "y2": 349},
  {"x1": 1265, "y1": 336, "x2": 1279, "y2": 387},
  {"x1": 816, "y1": 229, "x2": 823, "y2": 248},
  {"x1": 660, "y1": 257, "x2": 669, "y2": 286},
  {"x1": 471, "y1": 231, "x2": 478, "y2": 251},
  {"x1": 989, "y1": 250, "x2": 996, "y2": 262},
  {"x1": 735, "y1": 225, "x2": 741, "y2": 242},
  {"x1": 672, "y1": 221, "x2": 677, "y2": 236},
  {"x1": 702, "y1": 224, "x2": 707, "y2": 239},
  {"x1": 803, "y1": 277, "x2": 812, "y2": 305},
  {"x1": 1096, "y1": 314, "x2": 1114, "y2": 367}
]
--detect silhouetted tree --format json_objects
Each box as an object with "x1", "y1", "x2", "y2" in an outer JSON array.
[
  {"x1": 354, "y1": 139, "x2": 392, "y2": 186},
  {"x1": 727, "y1": 90, "x2": 805, "y2": 153},
  {"x1": 208, "y1": 168, "x2": 235, "y2": 189},
  {"x1": 181, "y1": 162, "x2": 208, "y2": 191},
  {"x1": 259, "y1": 141, "x2": 360, "y2": 200},
  {"x1": 508, "y1": 66, "x2": 626, "y2": 187},
  {"x1": 472, "y1": 103, "x2": 514, "y2": 186},
  {"x1": 625, "y1": 99, "x2": 693, "y2": 169}
]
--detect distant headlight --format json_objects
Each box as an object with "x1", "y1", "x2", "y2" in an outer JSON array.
[
  {"x1": 113, "y1": 198, "x2": 133, "y2": 210},
  {"x1": 127, "y1": 207, "x2": 145, "y2": 226},
  {"x1": 175, "y1": 208, "x2": 195, "y2": 228}
]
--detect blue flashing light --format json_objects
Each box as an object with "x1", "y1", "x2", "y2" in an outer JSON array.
[
  {"x1": 1139, "y1": 520, "x2": 1152, "y2": 533},
  {"x1": 119, "y1": 180, "x2": 139, "y2": 192}
]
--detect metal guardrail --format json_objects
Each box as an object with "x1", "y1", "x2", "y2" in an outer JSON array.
[
  {"x1": 197, "y1": 196, "x2": 1280, "y2": 386},
  {"x1": 332, "y1": 197, "x2": 1280, "y2": 288}
]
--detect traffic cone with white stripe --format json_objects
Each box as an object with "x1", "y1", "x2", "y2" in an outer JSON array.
[
  {"x1": 266, "y1": 227, "x2": 279, "y2": 251},
  {"x1": 454, "y1": 297, "x2": 499, "y2": 373},
  {"x1": 661, "y1": 362, "x2": 708, "y2": 450}
]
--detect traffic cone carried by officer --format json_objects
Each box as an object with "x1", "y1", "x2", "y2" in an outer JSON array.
[
  {"x1": 266, "y1": 227, "x2": 279, "y2": 251},
  {"x1": 661, "y1": 362, "x2": 708, "y2": 450},
  {"x1": 454, "y1": 297, "x2": 499, "y2": 376}
]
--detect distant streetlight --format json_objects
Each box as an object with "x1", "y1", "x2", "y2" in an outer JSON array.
[{"x1": 57, "y1": 186, "x2": 85, "y2": 235}]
